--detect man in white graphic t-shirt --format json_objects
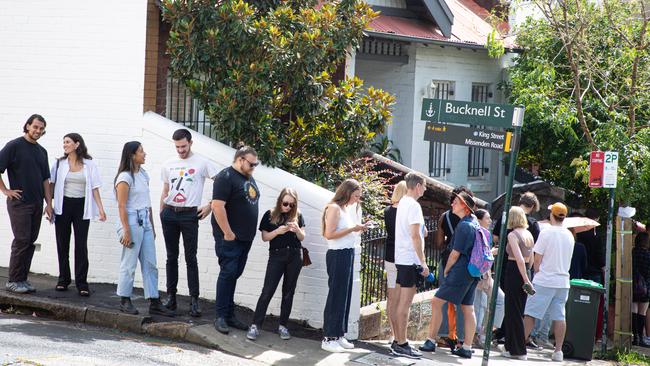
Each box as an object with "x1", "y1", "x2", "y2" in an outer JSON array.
[
  {"x1": 391, "y1": 172, "x2": 427, "y2": 359},
  {"x1": 160, "y1": 129, "x2": 218, "y2": 317}
]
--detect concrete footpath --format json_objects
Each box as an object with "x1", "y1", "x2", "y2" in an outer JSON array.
[{"x1": 0, "y1": 268, "x2": 612, "y2": 365}]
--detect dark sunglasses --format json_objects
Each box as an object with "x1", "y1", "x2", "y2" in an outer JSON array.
[
  {"x1": 282, "y1": 201, "x2": 296, "y2": 208},
  {"x1": 243, "y1": 157, "x2": 259, "y2": 167}
]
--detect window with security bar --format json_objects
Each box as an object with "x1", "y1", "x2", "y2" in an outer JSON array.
[
  {"x1": 428, "y1": 81, "x2": 453, "y2": 177},
  {"x1": 468, "y1": 83, "x2": 490, "y2": 177}
]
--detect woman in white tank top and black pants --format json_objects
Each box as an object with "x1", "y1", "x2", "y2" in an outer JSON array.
[{"x1": 320, "y1": 179, "x2": 369, "y2": 353}]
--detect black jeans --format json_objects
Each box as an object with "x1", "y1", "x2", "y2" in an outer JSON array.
[
  {"x1": 55, "y1": 197, "x2": 90, "y2": 288},
  {"x1": 503, "y1": 260, "x2": 527, "y2": 356},
  {"x1": 323, "y1": 248, "x2": 354, "y2": 337},
  {"x1": 160, "y1": 207, "x2": 200, "y2": 297},
  {"x1": 253, "y1": 247, "x2": 302, "y2": 327},
  {"x1": 7, "y1": 199, "x2": 43, "y2": 282},
  {"x1": 214, "y1": 235, "x2": 252, "y2": 318}
]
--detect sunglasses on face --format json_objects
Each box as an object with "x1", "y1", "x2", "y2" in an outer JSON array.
[
  {"x1": 282, "y1": 201, "x2": 295, "y2": 208},
  {"x1": 243, "y1": 157, "x2": 259, "y2": 167}
]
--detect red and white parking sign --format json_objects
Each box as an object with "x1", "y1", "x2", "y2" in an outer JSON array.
[{"x1": 589, "y1": 151, "x2": 618, "y2": 188}]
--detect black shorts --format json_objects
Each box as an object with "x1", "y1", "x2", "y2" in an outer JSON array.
[{"x1": 396, "y1": 264, "x2": 420, "y2": 288}]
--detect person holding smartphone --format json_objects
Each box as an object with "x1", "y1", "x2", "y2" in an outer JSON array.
[{"x1": 114, "y1": 141, "x2": 173, "y2": 317}]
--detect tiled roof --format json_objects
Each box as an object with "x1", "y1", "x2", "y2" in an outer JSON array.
[{"x1": 368, "y1": 0, "x2": 513, "y2": 48}]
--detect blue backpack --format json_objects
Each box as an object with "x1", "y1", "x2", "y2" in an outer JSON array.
[{"x1": 467, "y1": 225, "x2": 494, "y2": 278}]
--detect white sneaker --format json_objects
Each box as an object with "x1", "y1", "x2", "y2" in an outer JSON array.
[
  {"x1": 501, "y1": 350, "x2": 527, "y2": 360},
  {"x1": 337, "y1": 337, "x2": 354, "y2": 349},
  {"x1": 321, "y1": 339, "x2": 345, "y2": 353},
  {"x1": 551, "y1": 350, "x2": 563, "y2": 362},
  {"x1": 246, "y1": 325, "x2": 259, "y2": 341}
]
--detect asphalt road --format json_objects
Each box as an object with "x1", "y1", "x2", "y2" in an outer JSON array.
[{"x1": 0, "y1": 312, "x2": 263, "y2": 366}]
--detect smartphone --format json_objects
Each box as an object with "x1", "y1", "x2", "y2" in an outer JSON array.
[
  {"x1": 365, "y1": 221, "x2": 378, "y2": 229},
  {"x1": 523, "y1": 283, "x2": 536, "y2": 296}
]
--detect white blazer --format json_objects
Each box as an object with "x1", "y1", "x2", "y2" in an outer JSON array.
[{"x1": 50, "y1": 158, "x2": 102, "y2": 220}]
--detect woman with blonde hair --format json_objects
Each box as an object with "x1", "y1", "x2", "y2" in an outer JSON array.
[
  {"x1": 247, "y1": 188, "x2": 305, "y2": 341},
  {"x1": 383, "y1": 181, "x2": 408, "y2": 342},
  {"x1": 321, "y1": 179, "x2": 369, "y2": 353},
  {"x1": 501, "y1": 206, "x2": 535, "y2": 360}
]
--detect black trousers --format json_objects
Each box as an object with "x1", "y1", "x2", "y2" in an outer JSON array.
[
  {"x1": 503, "y1": 260, "x2": 527, "y2": 356},
  {"x1": 7, "y1": 199, "x2": 43, "y2": 282},
  {"x1": 323, "y1": 248, "x2": 354, "y2": 337},
  {"x1": 160, "y1": 207, "x2": 200, "y2": 297},
  {"x1": 253, "y1": 247, "x2": 303, "y2": 327},
  {"x1": 55, "y1": 197, "x2": 90, "y2": 288}
]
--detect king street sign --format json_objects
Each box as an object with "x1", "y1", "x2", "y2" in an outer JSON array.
[
  {"x1": 421, "y1": 98, "x2": 517, "y2": 128},
  {"x1": 424, "y1": 123, "x2": 514, "y2": 152}
]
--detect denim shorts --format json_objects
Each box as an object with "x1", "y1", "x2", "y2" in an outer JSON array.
[{"x1": 524, "y1": 284, "x2": 570, "y2": 321}]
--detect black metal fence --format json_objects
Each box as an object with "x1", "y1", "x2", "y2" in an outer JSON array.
[
  {"x1": 360, "y1": 216, "x2": 444, "y2": 307},
  {"x1": 165, "y1": 77, "x2": 217, "y2": 139}
]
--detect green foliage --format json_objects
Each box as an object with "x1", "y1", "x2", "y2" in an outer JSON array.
[
  {"x1": 370, "y1": 136, "x2": 403, "y2": 164},
  {"x1": 506, "y1": 0, "x2": 650, "y2": 218},
  {"x1": 162, "y1": 0, "x2": 395, "y2": 182},
  {"x1": 594, "y1": 347, "x2": 650, "y2": 365}
]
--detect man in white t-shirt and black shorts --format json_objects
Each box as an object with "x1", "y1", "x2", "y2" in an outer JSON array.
[
  {"x1": 391, "y1": 172, "x2": 428, "y2": 359},
  {"x1": 160, "y1": 129, "x2": 218, "y2": 317},
  {"x1": 523, "y1": 202, "x2": 574, "y2": 362}
]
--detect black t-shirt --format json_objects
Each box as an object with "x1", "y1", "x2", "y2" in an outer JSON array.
[
  {"x1": 0, "y1": 137, "x2": 50, "y2": 204},
  {"x1": 577, "y1": 229, "x2": 605, "y2": 275},
  {"x1": 492, "y1": 212, "x2": 540, "y2": 243},
  {"x1": 211, "y1": 166, "x2": 260, "y2": 241},
  {"x1": 440, "y1": 210, "x2": 461, "y2": 266},
  {"x1": 259, "y1": 210, "x2": 305, "y2": 250},
  {"x1": 383, "y1": 205, "x2": 397, "y2": 263}
]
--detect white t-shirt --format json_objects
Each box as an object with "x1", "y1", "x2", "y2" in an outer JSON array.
[
  {"x1": 161, "y1": 153, "x2": 218, "y2": 207},
  {"x1": 532, "y1": 225, "x2": 575, "y2": 288},
  {"x1": 394, "y1": 196, "x2": 424, "y2": 265},
  {"x1": 115, "y1": 169, "x2": 151, "y2": 211}
]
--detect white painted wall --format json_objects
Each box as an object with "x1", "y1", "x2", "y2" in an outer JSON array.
[{"x1": 0, "y1": 0, "x2": 362, "y2": 334}]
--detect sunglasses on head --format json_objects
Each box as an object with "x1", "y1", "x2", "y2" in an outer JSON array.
[{"x1": 282, "y1": 201, "x2": 295, "y2": 208}]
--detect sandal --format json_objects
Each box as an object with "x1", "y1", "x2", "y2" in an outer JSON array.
[
  {"x1": 55, "y1": 284, "x2": 68, "y2": 291},
  {"x1": 79, "y1": 289, "x2": 90, "y2": 297}
]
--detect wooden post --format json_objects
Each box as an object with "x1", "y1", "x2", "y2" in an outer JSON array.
[{"x1": 614, "y1": 216, "x2": 633, "y2": 348}]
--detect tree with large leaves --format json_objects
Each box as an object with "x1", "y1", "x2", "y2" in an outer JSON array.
[
  {"x1": 506, "y1": 0, "x2": 650, "y2": 217},
  {"x1": 162, "y1": 0, "x2": 395, "y2": 187}
]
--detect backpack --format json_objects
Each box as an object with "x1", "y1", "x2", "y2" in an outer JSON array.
[{"x1": 467, "y1": 225, "x2": 494, "y2": 278}]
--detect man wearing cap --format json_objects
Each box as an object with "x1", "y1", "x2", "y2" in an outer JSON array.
[
  {"x1": 523, "y1": 202, "x2": 574, "y2": 362},
  {"x1": 425, "y1": 191, "x2": 479, "y2": 359}
]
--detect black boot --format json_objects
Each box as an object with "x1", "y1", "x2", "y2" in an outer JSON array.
[
  {"x1": 638, "y1": 314, "x2": 650, "y2": 347},
  {"x1": 162, "y1": 293, "x2": 177, "y2": 311},
  {"x1": 633, "y1": 313, "x2": 640, "y2": 346},
  {"x1": 189, "y1": 296, "x2": 202, "y2": 317},
  {"x1": 120, "y1": 297, "x2": 139, "y2": 315},
  {"x1": 149, "y1": 298, "x2": 175, "y2": 317}
]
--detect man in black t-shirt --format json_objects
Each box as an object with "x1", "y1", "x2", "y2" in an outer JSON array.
[
  {"x1": 0, "y1": 115, "x2": 53, "y2": 294},
  {"x1": 210, "y1": 144, "x2": 260, "y2": 334}
]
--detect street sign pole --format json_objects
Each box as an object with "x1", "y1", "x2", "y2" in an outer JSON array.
[
  {"x1": 481, "y1": 107, "x2": 525, "y2": 366},
  {"x1": 602, "y1": 187, "x2": 615, "y2": 352}
]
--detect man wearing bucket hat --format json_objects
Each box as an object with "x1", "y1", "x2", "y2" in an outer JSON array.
[
  {"x1": 523, "y1": 202, "x2": 574, "y2": 362},
  {"x1": 425, "y1": 191, "x2": 480, "y2": 359}
]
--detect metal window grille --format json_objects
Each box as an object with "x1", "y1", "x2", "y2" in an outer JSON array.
[
  {"x1": 164, "y1": 76, "x2": 217, "y2": 139},
  {"x1": 360, "y1": 38, "x2": 405, "y2": 57},
  {"x1": 428, "y1": 81, "x2": 452, "y2": 177},
  {"x1": 468, "y1": 83, "x2": 490, "y2": 177}
]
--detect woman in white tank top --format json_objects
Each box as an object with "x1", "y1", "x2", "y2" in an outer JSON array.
[{"x1": 320, "y1": 179, "x2": 369, "y2": 353}]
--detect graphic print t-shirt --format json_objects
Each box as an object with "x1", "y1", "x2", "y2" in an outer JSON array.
[
  {"x1": 161, "y1": 154, "x2": 219, "y2": 207},
  {"x1": 211, "y1": 166, "x2": 260, "y2": 241}
]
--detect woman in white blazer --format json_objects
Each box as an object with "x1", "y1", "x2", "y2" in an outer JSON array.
[{"x1": 50, "y1": 133, "x2": 106, "y2": 296}]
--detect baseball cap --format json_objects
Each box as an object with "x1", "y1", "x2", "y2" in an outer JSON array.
[
  {"x1": 548, "y1": 202, "x2": 568, "y2": 217},
  {"x1": 453, "y1": 191, "x2": 476, "y2": 214}
]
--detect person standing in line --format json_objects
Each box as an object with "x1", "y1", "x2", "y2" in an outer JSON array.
[
  {"x1": 115, "y1": 141, "x2": 173, "y2": 317},
  {"x1": 211, "y1": 144, "x2": 260, "y2": 334},
  {"x1": 320, "y1": 179, "x2": 368, "y2": 353},
  {"x1": 577, "y1": 208, "x2": 605, "y2": 285},
  {"x1": 160, "y1": 129, "x2": 218, "y2": 317},
  {"x1": 632, "y1": 232, "x2": 650, "y2": 347},
  {"x1": 247, "y1": 188, "x2": 305, "y2": 341},
  {"x1": 0, "y1": 114, "x2": 53, "y2": 294},
  {"x1": 51, "y1": 133, "x2": 106, "y2": 296},
  {"x1": 424, "y1": 191, "x2": 479, "y2": 359},
  {"x1": 383, "y1": 181, "x2": 407, "y2": 343},
  {"x1": 500, "y1": 206, "x2": 534, "y2": 360},
  {"x1": 523, "y1": 202, "x2": 574, "y2": 362},
  {"x1": 391, "y1": 172, "x2": 428, "y2": 359}
]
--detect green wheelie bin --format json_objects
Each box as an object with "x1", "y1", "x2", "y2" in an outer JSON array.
[{"x1": 562, "y1": 279, "x2": 605, "y2": 360}]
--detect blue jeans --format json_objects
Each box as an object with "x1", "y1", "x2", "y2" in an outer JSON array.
[
  {"x1": 323, "y1": 248, "x2": 354, "y2": 337},
  {"x1": 214, "y1": 235, "x2": 252, "y2": 319},
  {"x1": 116, "y1": 209, "x2": 159, "y2": 299}
]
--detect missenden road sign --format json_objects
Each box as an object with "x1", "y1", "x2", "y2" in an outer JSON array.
[
  {"x1": 421, "y1": 98, "x2": 516, "y2": 128},
  {"x1": 424, "y1": 122, "x2": 513, "y2": 152}
]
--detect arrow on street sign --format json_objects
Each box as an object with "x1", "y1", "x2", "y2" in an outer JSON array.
[{"x1": 424, "y1": 122, "x2": 513, "y2": 152}]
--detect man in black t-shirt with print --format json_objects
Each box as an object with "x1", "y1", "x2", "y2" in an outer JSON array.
[
  {"x1": 0, "y1": 114, "x2": 53, "y2": 294},
  {"x1": 210, "y1": 144, "x2": 260, "y2": 334}
]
